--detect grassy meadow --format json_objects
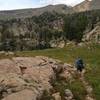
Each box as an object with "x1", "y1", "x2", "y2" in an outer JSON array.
[{"x1": 1, "y1": 43, "x2": 99, "y2": 100}]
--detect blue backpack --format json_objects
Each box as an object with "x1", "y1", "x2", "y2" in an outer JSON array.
[{"x1": 75, "y1": 58, "x2": 84, "y2": 68}]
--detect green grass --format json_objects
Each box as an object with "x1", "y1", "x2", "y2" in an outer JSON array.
[
  {"x1": 14, "y1": 44, "x2": 100, "y2": 100},
  {"x1": 51, "y1": 77, "x2": 87, "y2": 100}
]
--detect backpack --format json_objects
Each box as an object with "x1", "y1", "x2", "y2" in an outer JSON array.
[{"x1": 75, "y1": 59, "x2": 84, "y2": 68}]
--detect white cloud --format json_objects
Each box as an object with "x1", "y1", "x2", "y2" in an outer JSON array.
[
  {"x1": 39, "y1": 0, "x2": 85, "y2": 6},
  {"x1": 0, "y1": 0, "x2": 85, "y2": 10}
]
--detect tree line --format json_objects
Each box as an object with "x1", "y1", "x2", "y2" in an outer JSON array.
[{"x1": 0, "y1": 9, "x2": 100, "y2": 51}]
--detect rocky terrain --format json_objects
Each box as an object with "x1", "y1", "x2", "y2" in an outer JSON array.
[
  {"x1": 0, "y1": 4, "x2": 70, "y2": 20},
  {"x1": 0, "y1": 56, "x2": 70, "y2": 100},
  {"x1": 83, "y1": 22, "x2": 100, "y2": 43},
  {"x1": 73, "y1": 0, "x2": 100, "y2": 12},
  {"x1": 0, "y1": 0, "x2": 99, "y2": 51},
  {"x1": 0, "y1": 1, "x2": 99, "y2": 100},
  {"x1": 0, "y1": 56, "x2": 95, "y2": 100}
]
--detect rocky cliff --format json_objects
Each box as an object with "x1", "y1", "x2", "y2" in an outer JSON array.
[{"x1": 83, "y1": 22, "x2": 100, "y2": 43}]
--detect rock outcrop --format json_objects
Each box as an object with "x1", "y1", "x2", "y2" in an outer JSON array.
[
  {"x1": 0, "y1": 56, "x2": 96, "y2": 100},
  {"x1": 83, "y1": 23, "x2": 100, "y2": 43},
  {"x1": 0, "y1": 56, "x2": 74, "y2": 100}
]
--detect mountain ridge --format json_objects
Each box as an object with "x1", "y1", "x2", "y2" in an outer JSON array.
[
  {"x1": 0, "y1": 4, "x2": 70, "y2": 20},
  {"x1": 0, "y1": 0, "x2": 100, "y2": 20},
  {"x1": 73, "y1": 0, "x2": 100, "y2": 12}
]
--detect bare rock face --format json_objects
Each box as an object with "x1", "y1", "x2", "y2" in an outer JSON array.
[
  {"x1": 0, "y1": 56, "x2": 64, "y2": 100},
  {"x1": 2, "y1": 89, "x2": 36, "y2": 100},
  {"x1": 83, "y1": 23, "x2": 100, "y2": 43},
  {"x1": 0, "y1": 56, "x2": 74, "y2": 100},
  {"x1": 0, "y1": 59, "x2": 21, "y2": 74}
]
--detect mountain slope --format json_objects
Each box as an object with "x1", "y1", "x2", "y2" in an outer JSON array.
[
  {"x1": 73, "y1": 0, "x2": 100, "y2": 12},
  {"x1": 0, "y1": 4, "x2": 70, "y2": 20},
  {"x1": 0, "y1": 0, "x2": 100, "y2": 20}
]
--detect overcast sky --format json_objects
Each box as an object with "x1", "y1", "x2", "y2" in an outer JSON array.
[{"x1": 0, "y1": 0, "x2": 85, "y2": 10}]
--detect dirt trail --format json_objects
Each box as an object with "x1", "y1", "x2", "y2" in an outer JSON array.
[{"x1": 79, "y1": 71, "x2": 95, "y2": 100}]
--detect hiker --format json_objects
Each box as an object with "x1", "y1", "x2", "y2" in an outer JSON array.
[{"x1": 75, "y1": 58, "x2": 84, "y2": 72}]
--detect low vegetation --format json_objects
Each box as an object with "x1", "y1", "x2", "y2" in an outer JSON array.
[
  {"x1": 0, "y1": 9, "x2": 100, "y2": 51},
  {"x1": 14, "y1": 43, "x2": 100, "y2": 100}
]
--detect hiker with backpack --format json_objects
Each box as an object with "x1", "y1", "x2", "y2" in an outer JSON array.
[{"x1": 75, "y1": 58, "x2": 84, "y2": 73}]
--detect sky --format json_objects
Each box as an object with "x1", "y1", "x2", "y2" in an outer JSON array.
[{"x1": 0, "y1": 0, "x2": 85, "y2": 10}]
